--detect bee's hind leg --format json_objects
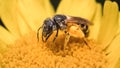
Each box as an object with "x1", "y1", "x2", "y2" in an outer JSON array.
[
  {"x1": 64, "y1": 31, "x2": 70, "y2": 50},
  {"x1": 83, "y1": 38, "x2": 91, "y2": 49}
]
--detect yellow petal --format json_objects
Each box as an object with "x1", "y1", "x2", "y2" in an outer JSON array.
[
  {"x1": 106, "y1": 34, "x2": 120, "y2": 68},
  {"x1": 0, "y1": 0, "x2": 21, "y2": 38},
  {"x1": 0, "y1": 0, "x2": 54, "y2": 35},
  {"x1": 89, "y1": 3, "x2": 102, "y2": 40},
  {"x1": 44, "y1": 0, "x2": 55, "y2": 17},
  {"x1": 0, "y1": 26, "x2": 16, "y2": 44},
  {"x1": 56, "y1": 0, "x2": 96, "y2": 20},
  {"x1": 117, "y1": 12, "x2": 120, "y2": 34},
  {"x1": 97, "y1": 1, "x2": 119, "y2": 49},
  {"x1": 119, "y1": 12, "x2": 120, "y2": 26},
  {"x1": 16, "y1": 11, "x2": 32, "y2": 35},
  {"x1": 113, "y1": 12, "x2": 120, "y2": 68},
  {"x1": 17, "y1": 0, "x2": 54, "y2": 31}
]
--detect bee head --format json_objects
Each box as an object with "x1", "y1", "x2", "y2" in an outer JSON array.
[{"x1": 42, "y1": 18, "x2": 55, "y2": 41}]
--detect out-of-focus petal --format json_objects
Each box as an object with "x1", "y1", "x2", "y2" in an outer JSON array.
[
  {"x1": 0, "y1": 0, "x2": 54, "y2": 36},
  {"x1": 89, "y1": 3, "x2": 102, "y2": 40},
  {"x1": 16, "y1": 11, "x2": 32, "y2": 35},
  {"x1": 96, "y1": 1, "x2": 119, "y2": 49},
  {"x1": 0, "y1": 26, "x2": 16, "y2": 44},
  {"x1": 0, "y1": 0, "x2": 21, "y2": 38},
  {"x1": 56, "y1": 0, "x2": 96, "y2": 20},
  {"x1": 119, "y1": 11, "x2": 120, "y2": 26},
  {"x1": 106, "y1": 34, "x2": 120, "y2": 68},
  {"x1": 113, "y1": 12, "x2": 120, "y2": 68},
  {"x1": 17, "y1": 0, "x2": 54, "y2": 31},
  {"x1": 117, "y1": 12, "x2": 120, "y2": 33}
]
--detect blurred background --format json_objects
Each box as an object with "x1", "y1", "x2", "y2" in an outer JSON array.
[{"x1": 0, "y1": 0, "x2": 120, "y2": 28}]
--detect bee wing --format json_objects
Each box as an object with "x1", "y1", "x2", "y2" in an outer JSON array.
[{"x1": 66, "y1": 16, "x2": 93, "y2": 25}]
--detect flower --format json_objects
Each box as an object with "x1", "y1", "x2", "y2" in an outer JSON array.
[{"x1": 0, "y1": 0, "x2": 120, "y2": 68}]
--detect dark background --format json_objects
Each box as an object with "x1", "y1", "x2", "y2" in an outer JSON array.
[{"x1": 0, "y1": 0, "x2": 120, "y2": 28}]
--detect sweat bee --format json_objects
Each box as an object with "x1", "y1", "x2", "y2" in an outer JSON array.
[{"x1": 37, "y1": 14, "x2": 92, "y2": 43}]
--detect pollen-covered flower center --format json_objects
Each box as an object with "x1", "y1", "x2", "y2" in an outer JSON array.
[{"x1": 0, "y1": 31, "x2": 109, "y2": 68}]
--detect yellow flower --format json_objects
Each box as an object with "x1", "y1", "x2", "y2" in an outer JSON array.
[{"x1": 0, "y1": 0, "x2": 120, "y2": 68}]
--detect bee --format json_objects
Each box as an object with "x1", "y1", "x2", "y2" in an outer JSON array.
[{"x1": 37, "y1": 14, "x2": 92, "y2": 42}]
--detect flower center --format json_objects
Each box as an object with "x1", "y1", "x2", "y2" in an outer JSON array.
[{"x1": 0, "y1": 31, "x2": 109, "y2": 68}]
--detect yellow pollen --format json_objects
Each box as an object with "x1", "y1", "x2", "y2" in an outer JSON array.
[{"x1": 0, "y1": 31, "x2": 109, "y2": 68}]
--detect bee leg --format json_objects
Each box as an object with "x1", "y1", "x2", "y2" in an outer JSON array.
[
  {"x1": 53, "y1": 27, "x2": 59, "y2": 42},
  {"x1": 64, "y1": 31, "x2": 70, "y2": 50},
  {"x1": 52, "y1": 28, "x2": 59, "y2": 50},
  {"x1": 43, "y1": 31, "x2": 53, "y2": 42},
  {"x1": 83, "y1": 38, "x2": 91, "y2": 49},
  {"x1": 37, "y1": 26, "x2": 42, "y2": 42}
]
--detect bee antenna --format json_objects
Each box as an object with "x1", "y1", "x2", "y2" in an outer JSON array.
[{"x1": 37, "y1": 26, "x2": 42, "y2": 42}]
